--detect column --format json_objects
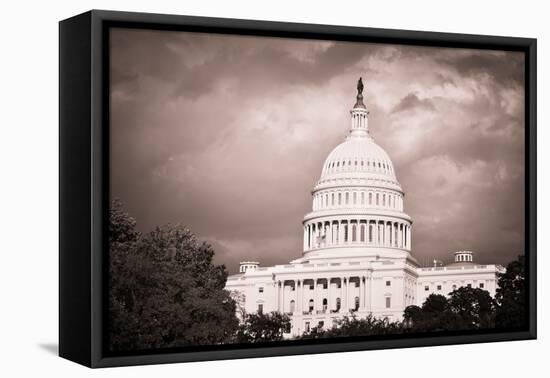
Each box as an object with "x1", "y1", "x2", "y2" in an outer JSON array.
[
  {"x1": 314, "y1": 279, "x2": 318, "y2": 312},
  {"x1": 339, "y1": 220, "x2": 344, "y2": 245},
  {"x1": 367, "y1": 271, "x2": 372, "y2": 312},
  {"x1": 342, "y1": 277, "x2": 347, "y2": 312},
  {"x1": 345, "y1": 277, "x2": 349, "y2": 311},
  {"x1": 327, "y1": 278, "x2": 332, "y2": 313},
  {"x1": 303, "y1": 226, "x2": 307, "y2": 250},
  {"x1": 300, "y1": 280, "x2": 304, "y2": 314},
  {"x1": 296, "y1": 280, "x2": 301, "y2": 313},
  {"x1": 276, "y1": 281, "x2": 281, "y2": 312},
  {"x1": 281, "y1": 281, "x2": 285, "y2": 313},
  {"x1": 374, "y1": 221, "x2": 378, "y2": 246},
  {"x1": 359, "y1": 276, "x2": 364, "y2": 310}
]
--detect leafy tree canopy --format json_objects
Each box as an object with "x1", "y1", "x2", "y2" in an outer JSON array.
[
  {"x1": 495, "y1": 255, "x2": 526, "y2": 329},
  {"x1": 235, "y1": 312, "x2": 291, "y2": 343},
  {"x1": 109, "y1": 200, "x2": 239, "y2": 352}
]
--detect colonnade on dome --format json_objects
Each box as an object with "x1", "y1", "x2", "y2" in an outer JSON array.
[{"x1": 303, "y1": 218, "x2": 411, "y2": 252}]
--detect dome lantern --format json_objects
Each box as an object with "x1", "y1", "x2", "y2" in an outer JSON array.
[{"x1": 349, "y1": 77, "x2": 370, "y2": 137}]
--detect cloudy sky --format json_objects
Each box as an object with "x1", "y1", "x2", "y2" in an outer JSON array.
[{"x1": 110, "y1": 28, "x2": 525, "y2": 273}]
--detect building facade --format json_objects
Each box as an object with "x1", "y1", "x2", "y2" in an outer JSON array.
[{"x1": 225, "y1": 79, "x2": 504, "y2": 336}]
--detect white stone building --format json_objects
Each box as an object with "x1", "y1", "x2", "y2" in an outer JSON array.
[{"x1": 225, "y1": 79, "x2": 504, "y2": 336}]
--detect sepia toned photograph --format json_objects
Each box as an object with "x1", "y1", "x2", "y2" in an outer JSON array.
[{"x1": 107, "y1": 27, "x2": 527, "y2": 353}]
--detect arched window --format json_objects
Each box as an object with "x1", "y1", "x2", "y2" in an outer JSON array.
[
  {"x1": 353, "y1": 192, "x2": 357, "y2": 204},
  {"x1": 369, "y1": 192, "x2": 372, "y2": 205},
  {"x1": 360, "y1": 224, "x2": 365, "y2": 242},
  {"x1": 352, "y1": 224, "x2": 357, "y2": 242},
  {"x1": 331, "y1": 193, "x2": 335, "y2": 206},
  {"x1": 290, "y1": 300, "x2": 295, "y2": 314},
  {"x1": 383, "y1": 194, "x2": 386, "y2": 206},
  {"x1": 336, "y1": 298, "x2": 341, "y2": 311},
  {"x1": 361, "y1": 192, "x2": 365, "y2": 205},
  {"x1": 345, "y1": 192, "x2": 349, "y2": 205},
  {"x1": 308, "y1": 299, "x2": 314, "y2": 313},
  {"x1": 338, "y1": 193, "x2": 342, "y2": 205},
  {"x1": 324, "y1": 194, "x2": 328, "y2": 207},
  {"x1": 354, "y1": 297, "x2": 360, "y2": 311},
  {"x1": 376, "y1": 193, "x2": 379, "y2": 205}
]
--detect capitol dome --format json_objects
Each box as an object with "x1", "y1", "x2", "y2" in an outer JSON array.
[
  {"x1": 320, "y1": 137, "x2": 397, "y2": 182},
  {"x1": 301, "y1": 77, "x2": 412, "y2": 261}
]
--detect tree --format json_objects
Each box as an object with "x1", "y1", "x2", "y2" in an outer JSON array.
[
  {"x1": 404, "y1": 295, "x2": 459, "y2": 332},
  {"x1": 404, "y1": 289, "x2": 496, "y2": 332},
  {"x1": 235, "y1": 312, "x2": 291, "y2": 343},
  {"x1": 495, "y1": 255, "x2": 526, "y2": 329},
  {"x1": 108, "y1": 200, "x2": 239, "y2": 351},
  {"x1": 299, "y1": 315, "x2": 403, "y2": 339},
  {"x1": 447, "y1": 287, "x2": 496, "y2": 329}
]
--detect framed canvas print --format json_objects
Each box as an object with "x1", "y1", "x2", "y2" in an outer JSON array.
[{"x1": 59, "y1": 10, "x2": 537, "y2": 368}]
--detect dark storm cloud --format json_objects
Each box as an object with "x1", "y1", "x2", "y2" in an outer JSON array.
[{"x1": 110, "y1": 29, "x2": 525, "y2": 273}]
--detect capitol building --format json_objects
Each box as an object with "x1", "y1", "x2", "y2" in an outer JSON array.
[{"x1": 225, "y1": 79, "x2": 504, "y2": 336}]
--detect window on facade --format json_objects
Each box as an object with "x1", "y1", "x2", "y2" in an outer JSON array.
[
  {"x1": 467, "y1": 283, "x2": 472, "y2": 288},
  {"x1": 308, "y1": 299, "x2": 314, "y2": 312},
  {"x1": 258, "y1": 287, "x2": 264, "y2": 293},
  {"x1": 360, "y1": 225, "x2": 365, "y2": 242},
  {"x1": 323, "y1": 282, "x2": 328, "y2": 289},
  {"x1": 290, "y1": 300, "x2": 295, "y2": 313},
  {"x1": 383, "y1": 194, "x2": 386, "y2": 206},
  {"x1": 322, "y1": 298, "x2": 328, "y2": 311},
  {"x1": 376, "y1": 193, "x2": 379, "y2": 205},
  {"x1": 324, "y1": 194, "x2": 328, "y2": 207},
  {"x1": 424, "y1": 286, "x2": 429, "y2": 291},
  {"x1": 361, "y1": 192, "x2": 365, "y2": 205},
  {"x1": 305, "y1": 322, "x2": 310, "y2": 332},
  {"x1": 386, "y1": 280, "x2": 391, "y2": 286},
  {"x1": 310, "y1": 284, "x2": 314, "y2": 290},
  {"x1": 354, "y1": 297, "x2": 360, "y2": 311},
  {"x1": 479, "y1": 283, "x2": 485, "y2": 289},
  {"x1": 369, "y1": 192, "x2": 372, "y2": 205},
  {"x1": 331, "y1": 193, "x2": 335, "y2": 206},
  {"x1": 385, "y1": 297, "x2": 391, "y2": 308},
  {"x1": 258, "y1": 304, "x2": 263, "y2": 314},
  {"x1": 452, "y1": 284, "x2": 457, "y2": 290},
  {"x1": 352, "y1": 224, "x2": 357, "y2": 242},
  {"x1": 336, "y1": 298, "x2": 341, "y2": 311},
  {"x1": 338, "y1": 193, "x2": 342, "y2": 205},
  {"x1": 437, "y1": 285, "x2": 442, "y2": 291},
  {"x1": 353, "y1": 192, "x2": 357, "y2": 205},
  {"x1": 345, "y1": 192, "x2": 349, "y2": 205},
  {"x1": 318, "y1": 321, "x2": 324, "y2": 328}
]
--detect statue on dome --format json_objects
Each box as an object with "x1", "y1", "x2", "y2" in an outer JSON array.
[{"x1": 357, "y1": 77, "x2": 364, "y2": 95}]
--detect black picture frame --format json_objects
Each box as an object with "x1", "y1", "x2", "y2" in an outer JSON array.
[{"x1": 59, "y1": 9, "x2": 537, "y2": 368}]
